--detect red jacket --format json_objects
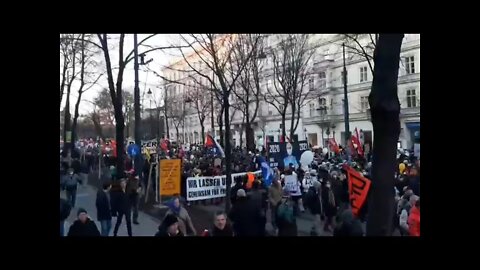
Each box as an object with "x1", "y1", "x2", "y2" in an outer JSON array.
[{"x1": 408, "y1": 206, "x2": 420, "y2": 236}]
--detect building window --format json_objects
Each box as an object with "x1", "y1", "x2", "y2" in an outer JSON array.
[
  {"x1": 405, "y1": 56, "x2": 415, "y2": 74},
  {"x1": 360, "y1": 96, "x2": 369, "y2": 111},
  {"x1": 341, "y1": 70, "x2": 348, "y2": 85},
  {"x1": 360, "y1": 66, "x2": 368, "y2": 82},
  {"x1": 318, "y1": 98, "x2": 327, "y2": 116},
  {"x1": 309, "y1": 77, "x2": 314, "y2": 91},
  {"x1": 406, "y1": 89, "x2": 418, "y2": 108},
  {"x1": 318, "y1": 72, "x2": 326, "y2": 88},
  {"x1": 309, "y1": 103, "x2": 315, "y2": 117}
]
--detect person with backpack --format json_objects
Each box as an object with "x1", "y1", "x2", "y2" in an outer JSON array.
[
  {"x1": 165, "y1": 197, "x2": 197, "y2": 236},
  {"x1": 60, "y1": 197, "x2": 72, "y2": 236},
  {"x1": 228, "y1": 189, "x2": 262, "y2": 236},
  {"x1": 276, "y1": 191, "x2": 297, "y2": 236},
  {"x1": 61, "y1": 168, "x2": 82, "y2": 208}
]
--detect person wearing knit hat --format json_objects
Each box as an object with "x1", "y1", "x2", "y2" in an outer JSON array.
[
  {"x1": 236, "y1": 189, "x2": 247, "y2": 198},
  {"x1": 67, "y1": 208, "x2": 100, "y2": 237},
  {"x1": 155, "y1": 214, "x2": 184, "y2": 237}
]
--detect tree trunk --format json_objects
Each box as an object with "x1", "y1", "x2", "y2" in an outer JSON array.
[
  {"x1": 239, "y1": 125, "x2": 244, "y2": 148},
  {"x1": 223, "y1": 93, "x2": 232, "y2": 212},
  {"x1": 200, "y1": 122, "x2": 205, "y2": 145},
  {"x1": 281, "y1": 114, "x2": 287, "y2": 140},
  {"x1": 114, "y1": 105, "x2": 126, "y2": 179},
  {"x1": 175, "y1": 126, "x2": 180, "y2": 142},
  {"x1": 289, "y1": 106, "x2": 296, "y2": 141},
  {"x1": 245, "y1": 123, "x2": 255, "y2": 151},
  {"x1": 91, "y1": 113, "x2": 105, "y2": 140},
  {"x1": 321, "y1": 127, "x2": 324, "y2": 147},
  {"x1": 71, "y1": 93, "x2": 82, "y2": 153},
  {"x1": 366, "y1": 34, "x2": 403, "y2": 236}
]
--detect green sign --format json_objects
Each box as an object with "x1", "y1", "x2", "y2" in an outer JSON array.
[{"x1": 66, "y1": 131, "x2": 72, "y2": 143}]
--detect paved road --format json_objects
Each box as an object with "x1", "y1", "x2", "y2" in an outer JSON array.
[{"x1": 61, "y1": 184, "x2": 161, "y2": 236}]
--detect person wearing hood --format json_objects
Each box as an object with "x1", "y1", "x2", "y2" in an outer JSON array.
[
  {"x1": 275, "y1": 191, "x2": 297, "y2": 236},
  {"x1": 67, "y1": 208, "x2": 100, "y2": 237},
  {"x1": 165, "y1": 197, "x2": 197, "y2": 236},
  {"x1": 333, "y1": 209, "x2": 363, "y2": 236},
  {"x1": 155, "y1": 214, "x2": 184, "y2": 237},
  {"x1": 228, "y1": 189, "x2": 262, "y2": 236},
  {"x1": 204, "y1": 211, "x2": 234, "y2": 236}
]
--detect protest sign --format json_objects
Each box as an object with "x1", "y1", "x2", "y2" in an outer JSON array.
[
  {"x1": 159, "y1": 159, "x2": 181, "y2": 196},
  {"x1": 186, "y1": 176, "x2": 226, "y2": 201},
  {"x1": 267, "y1": 140, "x2": 308, "y2": 169},
  {"x1": 284, "y1": 174, "x2": 299, "y2": 194}
]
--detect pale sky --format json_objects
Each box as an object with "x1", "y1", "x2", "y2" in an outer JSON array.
[{"x1": 61, "y1": 34, "x2": 186, "y2": 116}]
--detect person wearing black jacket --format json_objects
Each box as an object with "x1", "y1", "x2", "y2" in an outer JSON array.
[
  {"x1": 60, "y1": 197, "x2": 71, "y2": 236},
  {"x1": 112, "y1": 178, "x2": 133, "y2": 236},
  {"x1": 96, "y1": 181, "x2": 113, "y2": 236},
  {"x1": 155, "y1": 214, "x2": 184, "y2": 237},
  {"x1": 228, "y1": 189, "x2": 262, "y2": 236},
  {"x1": 67, "y1": 208, "x2": 100, "y2": 237},
  {"x1": 230, "y1": 177, "x2": 245, "y2": 207},
  {"x1": 204, "y1": 211, "x2": 234, "y2": 236}
]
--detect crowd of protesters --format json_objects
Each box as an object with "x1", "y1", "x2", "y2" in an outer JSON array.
[{"x1": 60, "y1": 137, "x2": 420, "y2": 237}]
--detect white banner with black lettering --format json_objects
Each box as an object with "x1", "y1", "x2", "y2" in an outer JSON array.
[
  {"x1": 186, "y1": 176, "x2": 227, "y2": 201},
  {"x1": 186, "y1": 171, "x2": 262, "y2": 201}
]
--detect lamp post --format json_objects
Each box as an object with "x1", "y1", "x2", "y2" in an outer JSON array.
[
  {"x1": 148, "y1": 88, "x2": 153, "y2": 139},
  {"x1": 342, "y1": 43, "x2": 351, "y2": 161}
]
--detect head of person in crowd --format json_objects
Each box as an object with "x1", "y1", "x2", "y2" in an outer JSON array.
[
  {"x1": 163, "y1": 214, "x2": 181, "y2": 236},
  {"x1": 409, "y1": 167, "x2": 418, "y2": 177},
  {"x1": 409, "y1": 195, "x2": 419, "y2": 207},
  {"x1": 236, "y1": 189, "x2": 247, "y2": 201},
  {"x1": 103, "y1": 181, "x2": 112, "y2": 192},
  {"x1": 213, "y1": 211, "x2": 228, "y2": 231},
  {"x1": 119, "y1": 178, "x2": 127, "y2": 191},
  {"x1": 77, "y1": 208, "x2": 89, "y2": 223},
  {"x1": 68, "y1": 168, "x2": 75, "y2": 175}
]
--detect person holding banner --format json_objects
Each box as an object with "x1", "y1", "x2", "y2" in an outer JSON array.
[{"x1": 283, "y1": 143, "x2": 299, "y2": 169}]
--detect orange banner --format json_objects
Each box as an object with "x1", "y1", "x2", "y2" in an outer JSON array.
[
  {"x1": 159, "y1": 159, "x2": 181, "y2": 196},
  {"x1": 344, "y1": 165, "x2": 371, "y2": 217}
]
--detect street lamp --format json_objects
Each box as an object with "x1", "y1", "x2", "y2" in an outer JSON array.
[{"x1": 148, "y1": 88, "x2": 153, "y2": 139}]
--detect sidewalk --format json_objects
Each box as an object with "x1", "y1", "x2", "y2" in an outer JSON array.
[{"x1": 61, "y1": 184, "x2": 161, "y2": 236}]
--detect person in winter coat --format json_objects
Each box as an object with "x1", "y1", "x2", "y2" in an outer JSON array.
[
  {"x1": 95, "y1": 181, "x2": 113, "y2": 236},
  {"x1": 228, "y1": 189, "x2": 262, "y2": 236},
  {"x1": 61, "y1": 168, "x2": 82, "y2": 208},
  {"x1": 204, "y1": 211, "x2": 234, "y2": 236},
  {"x1": 408, "y1": 197, "x2": 420, "y2": 236},
  {"x1": 247, "y1": 181, "x2": 267, "y2": 236},
  {"x1": 112, "y1": 178, "x2": 132, "y2": 236},
  {"x1": 333, "y1": 209, "x2": 364, "y2": 237},
  {"x1": 276, "y1": 191, "x2": 297, "y2": 236},
  {"x1": 321, "y1": 180, "x2": 337, "y2": 232},
  {"x1": 165, "y1": 197, "x2": 197, "y2": 236},
  {"x1": 67, "y1": 208, "x2": 100, "y2": 237},
  {"x1": 230, "y1": 177, "x2": 246, "y2": 207},
  {"x1": 126, "y1": 170, "x2": 141, "y2": 225},
  {"x1": 155, "y1": 214, "x2": 184, "y2": 237},
  {"x1": 305, "y1": 180, "x2": 323, "y2": 235},
  {"x1": 268, "y1": 179, "x2": 283, "y2": 231},
  {"x1": 60, "y1": 197, "x2": 72, "y2": 236}
]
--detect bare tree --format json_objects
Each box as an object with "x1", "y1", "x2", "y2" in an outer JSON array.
[
  {"x1": 230, "y1": 34, "x2": 263, "y2": 151},
  {"x1": 186, "y1": 83, "x2": 210, "y2": 144},
  {"x1": 165, "y1": 93, "x2": 186, "y2": 142},
  {"x1": 71, "y1": 34, "x2": 104, "y2": 151},
  {"x1": 264, "y1": 34, "x2": 317, "y2": 140},
  {"x1": 341, "y1": 34, "x2": 378, "y2": 75},
  {"x1": 176, "y1": 34, "x2": 259, "y2": 211}
]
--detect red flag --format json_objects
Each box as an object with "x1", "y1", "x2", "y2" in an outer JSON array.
[
  {"x1": 160, "y1": 139, "x2": 169, "y2": 151},
  {"x1": 329, "y1": 138, "x2": 340, "y2": 154},
  {"x1": 354, "y1": 128, "x2": 364, "y2": 157},
  {"x1": 343, "y1": 165, "x2": 371, "y2": 217}
]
